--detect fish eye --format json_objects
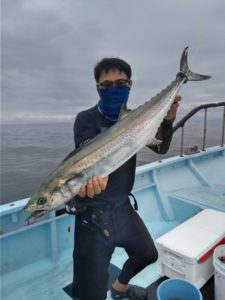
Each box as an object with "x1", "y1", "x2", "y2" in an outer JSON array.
[{"x1": 37, "y1": 197, "x2": 46, "y2": 206}]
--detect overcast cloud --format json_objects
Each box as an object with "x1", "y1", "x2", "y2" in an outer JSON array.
[{"x1": 2, "y1": 0, "x2": 225, "y2": 124}]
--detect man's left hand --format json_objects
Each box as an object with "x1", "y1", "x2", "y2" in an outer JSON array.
[{"x1": 164, "y1": 95, "x2": 182, "y2": 121}]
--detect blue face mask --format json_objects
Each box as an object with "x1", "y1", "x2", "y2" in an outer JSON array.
[{"x1": 97, "y1": 86, "x2": 130, "y2": 122}]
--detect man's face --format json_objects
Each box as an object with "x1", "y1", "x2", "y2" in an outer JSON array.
[{"x1": 98, "y1": 69, "x2": 131, "y2": 89}]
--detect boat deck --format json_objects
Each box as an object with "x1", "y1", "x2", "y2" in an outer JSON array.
[
  {"x1": 1, "y1": 146, "x2": 225, "y2": 300},
  {"x1": 2, "y1": 218, "x2": 216, "y2": 300},
  {"x1": 1, "y1": 220, "x2": 179, "y2": 300}
]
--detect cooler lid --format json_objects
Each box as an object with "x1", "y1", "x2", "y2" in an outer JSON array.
[{"x1": 156, "y1": 209, "x2": 225, "y2": 261}]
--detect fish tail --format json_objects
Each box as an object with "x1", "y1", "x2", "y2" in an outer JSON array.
[{"x1": 177, "y1": 46, "x2": 211, "y2": 83}]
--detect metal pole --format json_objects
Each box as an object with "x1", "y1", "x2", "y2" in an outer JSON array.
[
  {"x1": 222, "y1": 106, "x2": 225, "y2": 146},
  {"x1": 203, "y1": 108, "x2": 207, "y2": 151},
  {"x1": 180, "y1": 126, "x2": 184, "y2": 157}
]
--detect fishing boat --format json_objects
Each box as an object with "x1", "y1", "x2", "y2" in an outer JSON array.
[{"x1": 1, "y1": 102, "x2": 225, "y2": 300}]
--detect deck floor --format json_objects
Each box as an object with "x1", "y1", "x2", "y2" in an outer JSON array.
[{"x1": 2, "y1": 220, "x2": 179, "y2": 300}]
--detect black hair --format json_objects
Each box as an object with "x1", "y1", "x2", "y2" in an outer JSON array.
[{"x1": 94, "y1": 57, "x2": 132, "y2": 82}]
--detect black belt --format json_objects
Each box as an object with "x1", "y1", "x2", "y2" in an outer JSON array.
[
  {"x1": 65, "y1": 192, "x2": 138, "y2": 216},
  {"x1": 102, "y1": 193, "x2": 138, "y2": 210}
]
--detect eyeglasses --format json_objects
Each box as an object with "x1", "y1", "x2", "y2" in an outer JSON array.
[{"x1": 97, "y1": 79, "x2": 131, "y2": 89}]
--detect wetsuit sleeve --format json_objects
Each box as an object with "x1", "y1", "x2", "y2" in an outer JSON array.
[
  {"x1": 147, "y1": 118, "x2": 175, "y2": 154},
  {"x1": 74, "y1": 110, "x2": 97, "y2": 148}
]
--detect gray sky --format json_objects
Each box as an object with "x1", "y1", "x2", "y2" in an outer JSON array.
[{"x1": 2, "y1": 0, "x2": 225, "y2": 124}]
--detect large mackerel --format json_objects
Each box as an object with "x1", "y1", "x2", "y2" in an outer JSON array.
[{"x1": 23, "y1": 47, "x2": 211, "y2": 220}]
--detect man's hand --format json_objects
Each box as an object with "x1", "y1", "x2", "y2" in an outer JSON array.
[
  {"x1": 164, "y1": 95, "x2": 182, "y2": 121},
  {"x1": 78, "y1": 176, "x2": 109, "y2": 198}
]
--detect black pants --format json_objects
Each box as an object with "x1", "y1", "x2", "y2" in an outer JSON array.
[{"x1": 72, "y1": 201, "x2": 158, "y2": 300}]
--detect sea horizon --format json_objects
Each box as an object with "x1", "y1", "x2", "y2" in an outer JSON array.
[{"x1": 1, "y1": 115, "x2": 224, "y2": 205}]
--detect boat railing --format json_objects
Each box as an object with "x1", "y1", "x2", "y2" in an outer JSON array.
[{"x1": 173, "y1": 101, "x2": 225, "y2": 156}]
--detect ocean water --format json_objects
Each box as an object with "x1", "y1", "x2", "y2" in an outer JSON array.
[{"x1": 1, "y1": 114, "x2": 224, "y2": 204}]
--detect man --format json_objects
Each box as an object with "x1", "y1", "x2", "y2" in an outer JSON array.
[{"x1": 67, "y1": 58, "x2": 181, "y2": 300}]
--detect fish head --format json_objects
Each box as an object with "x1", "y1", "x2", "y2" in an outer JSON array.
[{"x1": 23, "y1": 183, "x2": 66, "y2": 223}]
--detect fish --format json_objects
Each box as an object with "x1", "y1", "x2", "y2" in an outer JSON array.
[{"x1": 23, "y1": 47, "x2": 211, "y2": 221}]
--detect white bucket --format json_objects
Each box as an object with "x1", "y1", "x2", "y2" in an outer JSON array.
[{"x1": 213, "y1": 244, "x2": 225, "y2": 300}]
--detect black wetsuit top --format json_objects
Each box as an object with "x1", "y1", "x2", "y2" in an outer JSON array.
[{"x1": 71, "y1": 105, "x2": 174, "y2": 208}]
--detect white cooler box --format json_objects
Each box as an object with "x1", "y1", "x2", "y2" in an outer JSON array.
[{"x1": 155, "y1": 209, "x2": 225, "y2": 288}]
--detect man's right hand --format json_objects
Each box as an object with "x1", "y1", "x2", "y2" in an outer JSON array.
[{"x1": 78, "y1": 176, "x2": 109, "y2": 198}]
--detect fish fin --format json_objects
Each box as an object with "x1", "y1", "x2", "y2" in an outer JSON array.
[
  {"x1": 63, "y1": 172, "x2": 84, "y2": 187},
  {"x1": 177, "y1": 47, "x2": 211, "y2": 83},
  {"x1": 58, "y1": 179, "x2": 66, "y2": 186},
  {"x1": 118, "y1": 104, "x2": 131, "y2": 120},
  {"x1": 147, "y1": 137, "x2": 162, "y2": 146}
]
